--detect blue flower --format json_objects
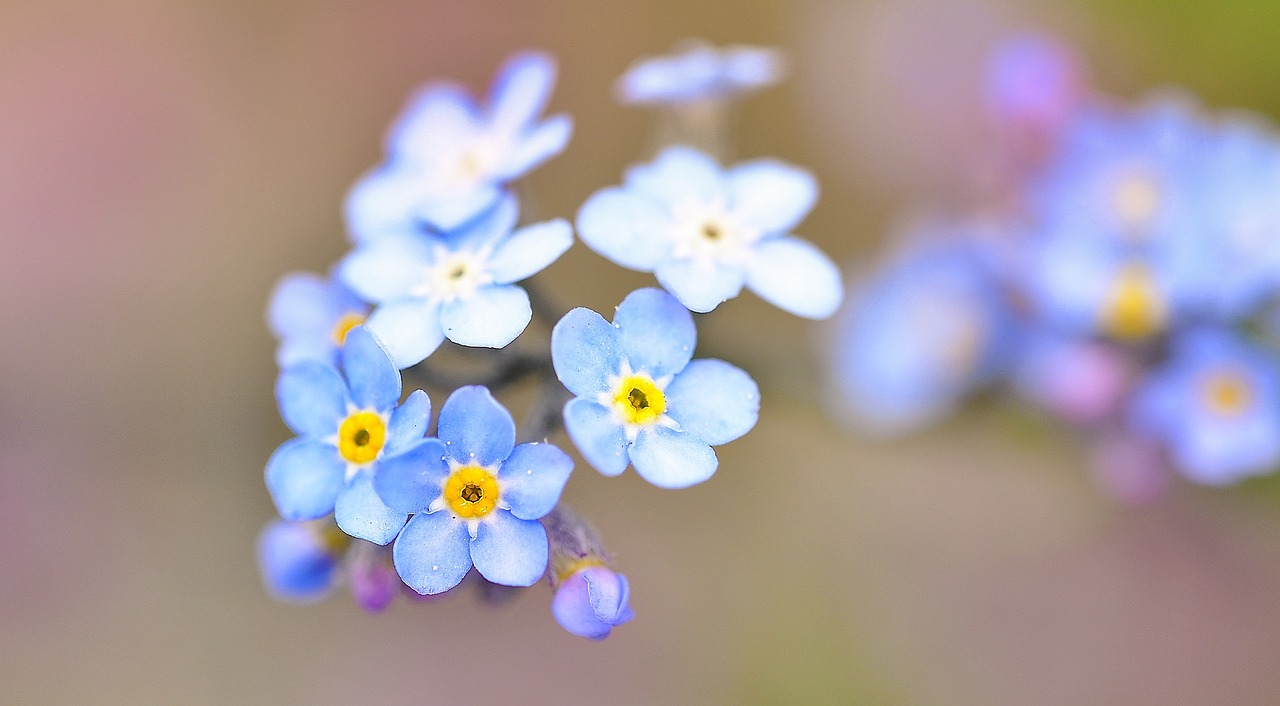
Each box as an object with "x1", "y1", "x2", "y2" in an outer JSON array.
[
  {"x1": 551, "y1": 288, "x2": 760, "y2": 488},
  {"x1": 1130, "y1": 328, "x2": 1280, "y2": 485},
  {"x1": 267, "y1": 272, "x2": 370, "y2": 368},
  {"x1": 265, "y1": 326, "x2": 431, "y2": 544},
  {"x1": 827, "y1": 233, "x2": 1015, "y2": 434},
  {"x1": 553, "y1": 565, "x2": 634, "y2": 640},
  {"x1": 374, "y1": 386, "x2": 573, "y2": 594},
  {"x1": 616, "y1": 40, "x2": 785, "y2": 105},
  {"x1": 576, "y1": 146, "x2": 842, "y2": 317},
  {"x1": 339, "y1": 195, "x2": 573, "y2": 368},
  {"x1": 345, "y1": 51, "x2": 572, "y2": 239},
  {"x1": 256, "y1": 519, "x2": 345, "y2": 603}
]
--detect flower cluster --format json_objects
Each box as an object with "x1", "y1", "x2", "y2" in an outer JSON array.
[
  {"x1": 830, "y1": 34, "x2": 1280, "y2": 499},
  {"x1": 259, "y1": 44, "x2": 841, "y2": 638}
]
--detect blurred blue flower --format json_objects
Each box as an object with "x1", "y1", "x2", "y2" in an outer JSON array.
[
  {"x1": 267, "y1": 272, "x2": 370, "y2": 368},
  {"x1": 339, "y1": 196, "x2": 572, "y2": 368},
  {"x1": 553, "y1": 565, "x2": 634, "y2": 640},
  {"x1": 828, "y1": 234, "x2": 1015, "y2": 434},
  {"x1": 256, "y1": 519, "x2": 345, "y2": 603},
  {"x1": 1130, "y1": 328, "x2": 1280, "y2": 485},
  {"x1": 616, "y1": 40, "x2": 785, "y2": 105},
  {"x1": 577, "y1": 146, "x2": 841, "y2": 317},
  {"x1": 375, "y1": 386, "x2": 573, "y2": 594},
  {"x1": 346, "y1": 51, "x2": 572, "y2": 239},
  {"x1": 551, "y1": 288, "x2": 759, "y2": 488},
  {"x1": 265, "y1": 326, "x2": 431, "y2": 544}
]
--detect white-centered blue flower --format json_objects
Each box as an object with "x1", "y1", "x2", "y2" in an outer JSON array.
[
  {"x1": 346, "y1": 51, "x2": 573, "y2": 239},
  {"x1": 265, "y1": 326, "x2": 432, "y2": 545},
  {"x1": 374, "y1": 386, "x2": 573, "y2": 595},
  {"x1": 576, "y1": 146, "x2": 842, "y2": 317},
  {"x1": 551, "y1": 288, "x2": 760, "y2": 488},
  {"x1": 616, "y1": 40, "x2": 785, "y2": 105},
  {"x1": 338, "y1": 195, "x2": 573, "y2": 368},
  {"x1": 267, "y1": 272, "x2": 370, "y2": 368}
]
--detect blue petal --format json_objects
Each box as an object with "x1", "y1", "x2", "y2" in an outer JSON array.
[
  {"x1": 334, "y1": 473, "x2": 409, "y2": 545},
  {"x1": 629, "y1": 425, "x2": 718, "y2": 488},
  {"x1": 392, "y1": 510, "x2": 472, "y2": 595},
  {"x1": 665, "y1": 359, "x2": 759, "y2": 445},
  {"x1": 446, "y1": 193, "x2": 519, "y2": 250},
  {"x1": 745, "y1": 236, "x2": 843, "y2": 319},
  {"x1": 437, "y1": 386, "x2": 516, "y2": 467},
  {"x1": 386, "y1": 83, "x2": 479, "y2": 161},
  {"x1": 373, "y1": 438, "x2": 450, "y2": 514},
  {"x1": 257, "y1": 521, "x2": 338, "y2": 602},
  {"x1": 497, "y1": 442, "x2": 573, "y2": 520},
  {"x1": 341, "y1": 327, "x2": 401, "y2": 411},
  {"x1": 494, "y1": 115, "x2": 573, "y2": 180},
  {"x1": 470, "y1": 510, "x2": 548, "y2": 587},
  {"x1": 655, "y1": 259, "x2": 746, "y2": 313},
  {"x1": 338, "y1": 231, "x2": 434, "y2": 303},
  {"x1": 414, "y1": 184, "x2": 505, "y2": 233},
  {"x1": 553, "y1": 571, "x2": 613, "y2": 639},
  {"x1": 267, "y1": 272, "x2": 356, "y2": 340},
  {"x1": 615, "y1": 287, "x2": 696, "y2": 378},
  {"x1": 276, "y1": 363, "x2": 348, "y2": 438},
  {"x1": 265, "y1": 438, "x2": 346, "y2": 520},
  {"x1": 563, "y1": 398, "x2": 630, "y2": 477},
  {"x1": 343, "y1": 165, "x2": 428, "y2": 243},
  {"x1": 551, "y1": 307, "x2": 623, "y2": 397},
  {"x1": 727, "y1": 159, "x2": 818, "y2": 233},
  {"x1": 576, "y1": 187, "x2": 673, "y2": 271},
  {"x1": 386, "y1": 389, "x2": 432, "y2": 455},
  {"x1": 488, "y1": 51, "x2": 556, "y2": 134},
  {"x1": 365, "y1": 298, "x2": 445, "y2": 369},
  {"x1": 440, "y1": 285, "x2": 532, "y2": 348},
  {"x1": 583, "y1": 566, "x2": 634, "y2": 626},
  {"x1": 487, "y1": 219, "x2": 573, "y2": 285},
  {"x1": 625, "y1": 145, "x2": 725, "y2": 206}
]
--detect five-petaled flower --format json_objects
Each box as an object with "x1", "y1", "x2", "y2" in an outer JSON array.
[{"x1": 267, "y1": 272, "x2": 370, "y2": 368}]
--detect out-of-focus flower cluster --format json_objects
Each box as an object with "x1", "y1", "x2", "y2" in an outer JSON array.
[
  {"x1": 830, "y1": 34, "x2": 1280, "y2": 501},
  {"x1": 259, "y1": 44, "x2": 841, "y2": 639}
]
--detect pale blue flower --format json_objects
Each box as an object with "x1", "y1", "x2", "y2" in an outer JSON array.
[
  {"x1": 267, "y1": 272, "x2": 370, "y2": 368},
  {"x1": 617, "y1": 41, "x2": 785, "y2": 105},
  {"x1": 256, "y1": 519, "x2": 343, "y2": 603}
]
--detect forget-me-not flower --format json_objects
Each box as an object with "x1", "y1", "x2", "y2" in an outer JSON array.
[
  {"x1": 616, "y1": 40, "x2": 786, "y2": 105},
  {"x1": 346, "y1": 51, "x2": 572, "y2": 239},
  {"x1": 256, "y1": 519, "x2": 346, "y2": 603},
  {"x1": 551, "y1": 287, "x2": 760, "y2": 488},
  {"x1": 374, "y1": 386, "x2": 573, "y2": 594},
  {"x1": 553, "y1": 565, "x2": 634, "y2": 640},
  {"x1": 577, "y1": 146, "x2": 842, "y2": 317},
  {"x1": 339, "y1": 195, "x2": 573, "y2": 368},
  {"x1": 266, "y1": 326, "x2": 431, "y2": 544},
  {"x1": 267, "y1": 272, "x2": 371, "y2": 368}
]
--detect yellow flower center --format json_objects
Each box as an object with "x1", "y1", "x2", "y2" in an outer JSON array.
[
  {"x1": 552, "y1": 556, "x2": 605, "y2": 584},
  {"x1": 1203, "y1": 370, "x2": 1252, "y2": 417},
  {"x1": 1102, "y1": 263, "x2": 1165, "y2": 340},
  {"x1": 443, "y1": 465, "x2": 500, "y2": 519},
  {"x1": 330, "y1": 312, "x2": 366, "y2": 346},
  {"x1": 337, "y1": 411, "x2": 386, "y2": 465},
  {"x1": 612, "y1": 374, "x2": 666, "y2": 426},
  {"x1": 1114, "y1": 173, "x2": 1160, "y2": 232}
]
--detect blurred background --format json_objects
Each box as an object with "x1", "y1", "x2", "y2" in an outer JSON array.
[{"x1": 6, "y1": 0, "x2": 1280, "y2": 703}]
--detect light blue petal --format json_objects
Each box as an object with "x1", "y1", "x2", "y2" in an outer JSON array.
[
  {"x1": 630, "y1": 425, "x2": 718, "y2": 488},
  {"x1": 625, "y1": 145, "x2": 725, "y2": 206},
  {"x1": 365, "y1": 298, "x2": 445, "y2": 369},
  {"x1": 393, "y1": 510, "x2": 472, "y2": 595},
  {"x1": 576, "y1": 187, "x2": 673, "y2": 271},
  {"x1": 276, "y1": 335, "x2": 339, "y2": 369},
  {"x1": 343, "y1": 166, "x2": 428, "y2": 243},
  {"x1": 488, "y1": 51, "x2": 556, "y2": 134},
  {"x1": 341, "y1": 327, "x2": 401, "y2": 411},
  {"x1": 373, "y1": 438, "x2": 450, "y2": 514},
  {"x1": 414, "y1": 184, "x2": 505, "y2": 232},
  {"x1": 665, "y1": 359, "x2": 760, "y2": 445},
  {"x1": 563, "y1": 398, "x2": 630, "y2": 476},
  {"x1": 268, "y1": 272, "x2": 349, "y2": 339},
  {"x1": 553, "y1": 571, "x2": 612, "y2": 639},
  {"x1": 494, "y1": 115, "x2": 573, "y2": 180},
  {"x1": 276, "y1": 363, "x2": 348, "y2": 437},
  {"x1": 487, "y1": 219, "x2": 573, "y2": 284},
  {"x1": 727, "y1": 159, "x2": 818, "y2": 233},
  {"x1": 583, "y1": 567, "x2": 634, "y2": 626},
  {"x1": 745, "y1": 236, "x2": 843, "y2": 319},
  {"x1": 497, "y1": 442, "x2": 573, "y2": 520},
  {"x1": 257, "y1": 521, "x2": 338, "y2": 602},
  {"x1": 437, "y1": 386, "x2": 516, "y2": 467},
  {"x1": 385, "y1": 83, "x2": 479, "y2": 161},
  {"x1": 265, "y1": 438, "x2": 346, "y2": 520},
  {"x1": 338, "y1": 232, "x2": 433, "y2": 303},
  {"x1": 655, "y1": 259, "x2": 746, "y2": 313},
  {"x1": 445, "y1": 193, "x2": 519, "y2": 249},
  {"x1": 440, "y1": 285, "x2": 532, "y2": 348},
  {"x1": 334, "y1": 473, "x2": 409, "y2": 546},
  {"x1": 551, "y1": 308, "x2": 623, "y2": 397},
  {"x1": 615, "y1": 288, "x2": 696, "y2": 378},
  {"x1": 470, "y1": 511, "x2": 548, "y2": 587},
  {"x1": 386, "y1": 389, "x2": 432, "y2": 455}
]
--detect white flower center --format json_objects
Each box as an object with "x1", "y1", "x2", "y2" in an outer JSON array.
[
  {"x1": 667, "y1": 200, "x2": 759, "y2": 267},
  {"x1": 415, "y1": 248, "x2": 494, "y2": 302}
]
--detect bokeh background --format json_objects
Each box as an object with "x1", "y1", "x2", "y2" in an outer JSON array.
[{"x1": 6, "y1": 0, "x2": 1280, "y2": 703}]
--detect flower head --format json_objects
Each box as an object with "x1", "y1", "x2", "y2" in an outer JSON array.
[
  {"x1": 551, "y1": 288, "x2": 760, "y2": 488},
  {"x1": 267, "y1": 272, "x2": 371, "y2": 368},
  {"x1": 346, "y1": 51, "x2": 573, "y2": 239},
  {"x1": 577, "y1": 146, "x2": 841, "y2": 317},
  {"x1": 374, "y1": 386, "x2": 573, "y2": 594},
  {"x1": 265, "y1": 326, "x2": 431, "y2": 544},
  {"x1": 544, "y1": 506, "x2": 633, "y2": 640},
  {"x1": 616, "y1": 40, "x2": 785, "y2": 105},
  {"x1": 256, "y1": 519, "x2": 346, "y2": 603}
]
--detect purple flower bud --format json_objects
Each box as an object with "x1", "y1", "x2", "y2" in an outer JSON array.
[{"x1": 552, "y1": 565, "x2": 635, "y2": 640}]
